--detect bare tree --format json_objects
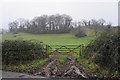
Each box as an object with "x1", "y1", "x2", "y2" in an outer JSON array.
[
  {"x1": 82, "y1": 19, "x2": 88, "y2": 26},
  {"x1": 8, "y1": 21, "x2": 18, "y2": 33},
  {"x1": 98, "y1": 19, "x2": 106, "y2": 26}
]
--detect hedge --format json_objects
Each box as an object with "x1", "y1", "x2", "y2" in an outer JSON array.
[{"x1": 2, "y1": 40, "x2": 48, "y2": 65}]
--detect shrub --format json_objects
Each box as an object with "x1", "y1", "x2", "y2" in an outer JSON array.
[
  {"x1": 2, "y1": 40, "x2": 47, "y2": 65},
  {"x1": 85, "y1": 30, "x2": 120, "y2": 73},
  {"x1": 72, "y1": 27, "x2": 87, "y2": 38},
  {"x1": 75, "y1": 31, "x2": 87, "y2": 38},
  {"x1": 13, "y1": 31, "x2": 18, "y2": 34}
]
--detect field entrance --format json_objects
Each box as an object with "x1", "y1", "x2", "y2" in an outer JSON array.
[
  {"x1": 46, "y1": 44, "x2": 85, "y2": 55},
  {"x1": 32, "y1": 44, "x2": 97, "y2": 79}
]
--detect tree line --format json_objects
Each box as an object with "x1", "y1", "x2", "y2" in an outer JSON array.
[
  {"x1": 9, "y1": 14, "x2": 73, "y2": 34},
  {"x1": 8, "y1": 14, "x2": 111, "y2": 34}
]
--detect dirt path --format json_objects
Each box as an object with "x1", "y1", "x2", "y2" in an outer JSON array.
[{"x1": 29, "y1": 55, "x2": 98, "y2": 79}]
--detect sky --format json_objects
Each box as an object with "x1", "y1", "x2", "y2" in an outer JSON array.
[{"x1": 0, "y1": 0, "x2": 119, "y2": 29}]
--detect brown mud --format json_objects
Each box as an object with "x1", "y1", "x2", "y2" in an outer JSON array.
[{"x1": 29, "y1": 55, "x2": 100, "y2": 79}]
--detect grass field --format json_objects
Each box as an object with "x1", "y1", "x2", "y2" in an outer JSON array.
[{"x1": 2, "y1": 33, "x2": 95, "y2": 46}]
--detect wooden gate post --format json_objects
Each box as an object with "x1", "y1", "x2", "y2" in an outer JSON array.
[
  {"x1": 46, "y1": 45, "x2": 49, "y2": 57},
  {"x1": 82, "y1": 44, "x2": 84, "y2": 56},
  {"x1": 79, "y1": 45, "x2": 81, "y2": 56}
]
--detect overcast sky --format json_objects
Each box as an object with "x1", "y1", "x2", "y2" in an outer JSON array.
[{"x1": 0, "y1": 0, "x2": 119, "y2": 29}]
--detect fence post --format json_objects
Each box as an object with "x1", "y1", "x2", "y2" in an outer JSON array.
[
  {"x1": 46, "y1": 45, "x2": 49, "y2": 57},
  {"x1": 79, "y1": 45, "x2": 81, "y2": 56},
  {"x1": 82, "y1": 44, "x2": 84, "y2": 56}
]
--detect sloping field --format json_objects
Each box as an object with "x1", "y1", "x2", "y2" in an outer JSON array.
[{"x1": 2, "y1": 33, "x2": 95, "y2": 46}]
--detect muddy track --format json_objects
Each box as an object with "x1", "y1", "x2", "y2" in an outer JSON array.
[{"x1": 29, "y1": 55, "x2": 99, "y2": 79}]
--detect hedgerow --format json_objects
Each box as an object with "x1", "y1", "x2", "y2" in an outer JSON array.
[
  {"x1": 85, "y1": 29, "x2": 120, "y2": 74},
  {"x1": 2, "y1": 40, "x2": 48, "y2": 65}
]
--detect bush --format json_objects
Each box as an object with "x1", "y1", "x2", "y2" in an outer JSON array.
[
  {"x1": 85, "y1": 30, "x2": 120, "y2": 73},
  {"x1": 2, "y1": 40, "x2": 47, "y2": 65},
  {"x1": 72, "y1": 27, "x2": 87, "y2": 38},
  {"x1": 75, "y1": 31, "x2": 87, "y2": 38},
  {"x1": 13, "y1": 31, "x2": 18, "y2": 34}
]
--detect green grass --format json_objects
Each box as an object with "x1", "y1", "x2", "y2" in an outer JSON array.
[
  {"x1": 2, "y1": 58, "x2": 49, "y2": 73},
  {"x1": 73, "y1": 54, "x2": 99, "y2": 74},
  {"x1": 56, "y1": 55, "x2": 67, "y2": 66},
  {"x1": 2, "y1": 33, "x2": 95, "y2": 54},
  {"x1": 73, "y1": 54, "x2": 113, "y2": 77},
  {"x1": 2, "y1": 33, "x2": 95, "y2": 46}
]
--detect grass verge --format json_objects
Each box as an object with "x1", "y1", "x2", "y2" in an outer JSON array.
[
  {"x1": 73, "y1": 54, "x2": 120, "y2": 78},
  {"x1": 2, "y1": 58, "x2": 49, "y2": 73},
  {"x1": 73, "y1": 54, "x2": 100, "y2": 75}
]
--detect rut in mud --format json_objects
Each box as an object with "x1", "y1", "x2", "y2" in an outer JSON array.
[{"x1": 29, "y1": 55, "x2": 98, "y2": 79}]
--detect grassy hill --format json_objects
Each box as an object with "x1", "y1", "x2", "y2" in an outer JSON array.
[{"x1": 2, "y1": 33, "x2": 95, "y2": 46}]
